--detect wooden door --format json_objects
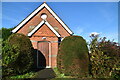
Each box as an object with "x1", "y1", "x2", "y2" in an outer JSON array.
[{"x1": 38, "y1": 41, "x2": 49, "y2": 67}]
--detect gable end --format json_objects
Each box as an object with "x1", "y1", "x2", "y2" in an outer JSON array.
[{"x1": 12, "y1": 2, "x2": 73, "y2": 35}]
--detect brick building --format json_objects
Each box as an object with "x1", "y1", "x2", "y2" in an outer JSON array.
[{"x1": 12, "y1": 2, "x2": 73, "y2": 68}]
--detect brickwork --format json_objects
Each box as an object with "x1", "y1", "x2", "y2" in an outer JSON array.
[{"x1": 29, "y1": 23, "x2": 59, "y2": 67}]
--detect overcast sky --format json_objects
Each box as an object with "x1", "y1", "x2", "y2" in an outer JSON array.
[{"x1": 2, "y1": 2, "x2": 118, "y2": 42}]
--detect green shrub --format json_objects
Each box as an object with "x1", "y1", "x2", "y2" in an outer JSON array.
[
  {"x1": 2, "y1": 41, "x2": 20, "y2": 76},
  {"x1": 89, "y1": 36, "x2": 120, "y2": 78},
  {"x1": 57, "y1": 36, "x2": 89, "y2": 78},
  {"x1": 2, "y1": 33, "x2": 33, "y2": 76}
]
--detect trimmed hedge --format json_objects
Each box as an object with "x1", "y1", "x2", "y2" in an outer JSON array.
[
  {"x1": 57, "y1": 36, "x2": 89, "y2": 77},
  {"x1": 2, "y1": 33, "x2": 33, "y2": 76}
]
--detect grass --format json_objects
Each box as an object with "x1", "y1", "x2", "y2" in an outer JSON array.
[
  {"x1": 9, "y1": 71, "x2": 36, "y2": 79},
  {"x1": 53, "y1": 67, "x2": 65, "y2": 78},
  {"x1": 5, "y1": 68, "x2": 46, "y2": 79},
  {"x1": 53, "y1": 67, "x2": 74, "y2": 78},
  {"x1": 3, "y1": 68, "x2": 45, "y2": 79},
  {"x1": 9, "y1": 67, "x2": 74, "y2": 79},
  {"x1": 51, "y1": 68, "x2": 81, "y2": 80}
]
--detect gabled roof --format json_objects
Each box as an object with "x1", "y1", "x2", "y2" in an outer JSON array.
[
  {"x1": 12, "y1": 2, "x2": 73, "y2": 35},
  {"x1": 28, "y1": 20, "x2": 61, "y2": 37}
]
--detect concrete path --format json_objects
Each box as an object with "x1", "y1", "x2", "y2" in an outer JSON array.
[{"x1": 33, "y1": 68, "x2": 56, "y2": 79}]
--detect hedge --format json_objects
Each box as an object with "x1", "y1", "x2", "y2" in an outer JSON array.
[{"x1": 57, "y1": 36, "x2": 89, "y2": 78}]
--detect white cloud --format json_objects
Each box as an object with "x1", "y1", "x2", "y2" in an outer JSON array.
[{"x1": 90, "y1": 32, "x2": 100, "y2": 37}]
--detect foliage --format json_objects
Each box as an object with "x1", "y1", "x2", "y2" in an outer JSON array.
[
  {"x1": 2, "y1": 33, "x2": 33, "y2": 76},
  {"x1": 89, "y1": 35, "x2": 120, "y2": 78},
  {"x1": 0, "y1": 27, "x2": 12, "y2": 74},
  {"x1": 0, "y1": 39, "x2": 2, "y2": 65},
  {"x1": 2, "y1": 41, "x2": 19, "y2": 76},
  {"x1": 1, "y1": 27, "x2": 13, "y2": 41},
  {"x1": 57, "y1": 36, "x2": 89, "y2": 78},
  {"x1": 53, "y1": 67, "x2": 70, "y2": 78}
]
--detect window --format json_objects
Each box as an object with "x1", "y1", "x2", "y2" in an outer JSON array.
[{"x1": 41, "y1": 13, "x2": 47, "y2": 20}]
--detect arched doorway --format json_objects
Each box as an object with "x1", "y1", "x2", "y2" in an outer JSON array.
[{"x1": 37, "y1": 41, "x2": 51, "y2": 68}]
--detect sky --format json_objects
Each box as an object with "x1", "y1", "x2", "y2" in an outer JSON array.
[{"x1": 1, "y1": 2, "x2": 118, "y2": 42}]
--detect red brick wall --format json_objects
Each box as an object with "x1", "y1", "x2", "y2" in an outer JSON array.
[
  {"x1": 33, "y1": 24, "x2": 56, "y2": 37},
  {"x1": 29, "y1": 24, "x2": 58, "y2": 67}
]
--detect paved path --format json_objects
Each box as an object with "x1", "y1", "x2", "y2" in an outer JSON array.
[{"x1": 33, "y1": 68, "x2": 56, "y2": 79}]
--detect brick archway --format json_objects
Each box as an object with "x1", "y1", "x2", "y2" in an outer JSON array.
[{"x1": 37, "y1": 41, "x2": 51, "y2": 68}]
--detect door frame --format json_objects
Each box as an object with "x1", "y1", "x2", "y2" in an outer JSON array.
[{"x1": 37, "y1": 41, "x2": 51, "y2": 68}]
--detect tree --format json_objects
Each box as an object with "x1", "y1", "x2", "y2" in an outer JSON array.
[{"x1": 1, "y1": 27, "x2": 13, "y2": 41}]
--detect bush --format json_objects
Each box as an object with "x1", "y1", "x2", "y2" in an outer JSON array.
[
  {"x1": 57, "y1": 36, "x2": 89, "y2": 78},
  {"x1": 89, "y1": 36, "x2": 120, "y2": 78},
  {"x1": 2, "y1": 33, "x2": 33, "y2": 76},
  {"x1": 2, "y1": 41, "x2": 20, "y2": 76}
]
